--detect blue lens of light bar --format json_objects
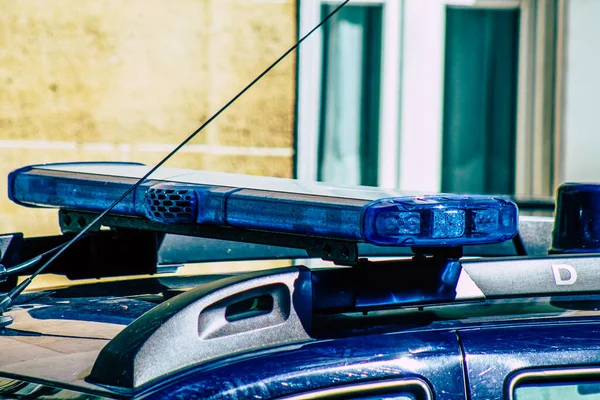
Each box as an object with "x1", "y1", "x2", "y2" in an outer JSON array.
[
  {"x1": 143, "y1": 185, "x2": 366, "y2": 239},
  {"x1": 432, "y1": 209, "x2": 465, "y2": 238},
  {"x1": 8, "y1": 164, "x2": 150, "y2": 216},
  {"x1": 224, "y1": 190, "x2": 365, "y2": 238},
  {"x1": 9, "y1": 164, "x2": 519, "y2": 247},
  {"x1": 551, "y1": 183, "x2": 600, "y2": 253},
  {"x1": 374, "y1": 211, "x2": 421, "y2": 236},
  {"x1": 472, "y1": 208, "x2": 498, "y2": 233},
  {"x1": 362, "y1": 196, "x2": 518, "y2": 246}
]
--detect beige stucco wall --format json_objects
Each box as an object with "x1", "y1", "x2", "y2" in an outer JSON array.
[{"x1": 0, "y1": 0, "x2": 297, "y2": 236}]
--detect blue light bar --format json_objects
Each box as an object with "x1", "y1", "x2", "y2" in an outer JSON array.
[
  {"x1": 552, "y1": 183, "x2": 600, "y2": 253},
  {"x1": 8, "y1": 163, "x2": 519, "y2": 247}
]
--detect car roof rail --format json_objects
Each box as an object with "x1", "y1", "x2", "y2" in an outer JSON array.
[
  {"x1": 87, "y1": 266, "x2": 313, "y2": 388},
  {"x1": 87, "y1": 248, "x2": 600, "y2": 389}
]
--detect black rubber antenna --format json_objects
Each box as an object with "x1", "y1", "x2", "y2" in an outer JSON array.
[{"x1": 0, "y1": 0, "x2": 350, "y2": 327}]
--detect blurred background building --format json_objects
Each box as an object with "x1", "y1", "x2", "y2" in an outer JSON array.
[
  {"x1": 299, "y1": 0, "x2": 599, "y2": 196},
  {"x1": 0, "y1": 0, "x2": 598, "y2": 236}
]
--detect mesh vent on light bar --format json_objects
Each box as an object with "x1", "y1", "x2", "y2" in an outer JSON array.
[{"x1": 144, "y1": 185, "x2": 197, "y2": 223}]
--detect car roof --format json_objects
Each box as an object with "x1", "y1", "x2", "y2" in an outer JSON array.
[{"x1": 6, "y1": 279, "x2": 600, "y2": 397}]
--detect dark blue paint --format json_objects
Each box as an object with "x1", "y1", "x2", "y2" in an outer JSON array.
[
  {"x1": 143, "y1": 331, "x2": 465, "y2": 400},
  {"x1": 8, "y1": 281, "x2": 600, "y2": 399},
  {"x1": 26, "y1": 297, "x2": 154, "y2": 325},
  {"x1": 10, "y1": 291, "x2": 154, "y2": 326},
  {"x1": 460, "y1": 321, "x2": 600, "y2": 399}
]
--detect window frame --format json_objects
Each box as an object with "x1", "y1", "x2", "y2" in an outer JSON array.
[
  {"x1": 296, "y1": 0, "x2": 401, "y2": 188},
  {"x1": 507, "y1": 366, "x2": 600, "y2": 399},
  {"x1": 550, "y1": 0, "x2": 600, "y2": 188},
  {"x1": 515, "y1": 0, "x2": 558, "y2": 197},
  {"x1": 278, "y1": 378, "x2": 433, "y2": 400},
  {"x1": 552, "y1": 0, "x2": 566, "y2": 190}
]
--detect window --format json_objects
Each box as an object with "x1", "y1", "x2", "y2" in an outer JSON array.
[
  {"x1": 297, "y1": 0, "x2": 400, "y2": 187},
  {"x1": 357, "y1": 395, "x2": 417, "y2": 400},
  {"x1": 510, "y1": 368, "x2": 600, "y2": 400},
  {"x1": 554, "y1": 0, "x2": 600, "y2": 185},
  {"x1": 318, "y1": 3, "x2": 383, "y2": 186},
  {"x1": 442, "y1": 7, "x2": 519, "y2": 194},
  {"x1": 297, "y1": 0, "x2": 554, "y2": 195},
  {"x1": 515, "y1": 381, "x2": 600, "y2": 399},
  {"x1": 280, "y1": 379, "x2": 432, "y2": 399}
]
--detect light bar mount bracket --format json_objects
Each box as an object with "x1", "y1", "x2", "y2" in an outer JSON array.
[{"x1": 59, "y1": 210, "x2": 360, "y2": 265}]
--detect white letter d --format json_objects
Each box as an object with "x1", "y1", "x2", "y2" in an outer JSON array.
[{"x1": 552, "y1": 264, "x2": 577, "y2": 285}]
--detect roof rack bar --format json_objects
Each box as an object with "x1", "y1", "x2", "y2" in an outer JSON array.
[
  {"x1": 0, "y1": 214, "x2": 547, "y2": 286},
  {"x1": 86, "y1": 251, "x2": 600, "y2": 390},
  {"x1": 59, "y1": 211, "x2": 553, "y2": 267},
  {"x1": 310, "y1": 254, "x2": 600, "y2": 312},
  {"x1": 156, "y1": 236, "x2": 519, "y2": 264},
  {"x1": 461, "y1": 254, "x2": 600, "y2": 298}
]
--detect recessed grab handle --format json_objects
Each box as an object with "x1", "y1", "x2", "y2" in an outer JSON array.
[
  {"x1": 88, "y1": 266, "x2": 312, "y2": 388},
  {"x1": 225, "y1": 294, "x2": 274, "y2": 322},
  {"x1": 197, "y1": 283, "x2": 291, "y2": 340}
]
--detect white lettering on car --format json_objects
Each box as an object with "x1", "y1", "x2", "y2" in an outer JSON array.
[{"x1": 552, "y1": 264, "x2": 578, "y2": 285}]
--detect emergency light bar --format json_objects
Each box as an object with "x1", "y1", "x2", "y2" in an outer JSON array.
[
  {"x1": 552, "y1": 183, "x2": 600, "y2": 253},
  {"x1": 8, "y1": 163, "x2": 518, "y2": 247}
]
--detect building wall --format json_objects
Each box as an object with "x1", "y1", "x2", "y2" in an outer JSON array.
[
  {"x1": 0, "y1": 0, "x2": 297, "y2": 236},
  {"x1": 560, "y1": 0, "x2": 600, "y2": 183}
]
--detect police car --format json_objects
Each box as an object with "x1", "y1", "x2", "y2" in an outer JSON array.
[
  {"x1": 0, "y1": 161, "x2": 597, "y2": 400},
  {"x1": 0, "y1": 3, "x2": 595, "y2": 398}
]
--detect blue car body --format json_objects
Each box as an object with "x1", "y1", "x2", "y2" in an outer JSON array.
[
  {"x1": 3, "y1": 281, "x2": 600, "y2": 399},
  {"x1": 1, "y1": 162, "x2": 598, "y2": 400}
]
